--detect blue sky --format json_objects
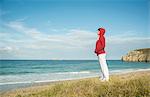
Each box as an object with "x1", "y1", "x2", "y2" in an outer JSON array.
[{"x1": 0, "y1": 0, "x2": 150, "y2": 60}]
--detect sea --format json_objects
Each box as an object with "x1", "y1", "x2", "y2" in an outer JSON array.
[{"x1": 0, "y1": 60, "x2": 150, "y2": 92}]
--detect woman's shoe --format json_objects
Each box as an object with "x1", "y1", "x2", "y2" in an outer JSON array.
[
  {"x1": 100, "y1": 78, "x2": 109, "y2": 82},
  {"x1": 99, "y1": 77, "x2": 104, "y2": 80}
]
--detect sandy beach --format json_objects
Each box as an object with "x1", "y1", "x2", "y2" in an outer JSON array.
[{"x1": 1, "y1": 70, "x2": 150, "y2": 97}]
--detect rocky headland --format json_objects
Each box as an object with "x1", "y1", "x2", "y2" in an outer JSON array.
[{"x1": 121, "y1": 48, "x2": 150, "y2": 62}]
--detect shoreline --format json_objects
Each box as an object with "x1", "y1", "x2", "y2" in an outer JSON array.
[
  {"x1": 1, "y1": 69, "x2": 150, "y2": 95},
  {"x1": 1, "y1": 68, "x2": 150, "y2": 85}
]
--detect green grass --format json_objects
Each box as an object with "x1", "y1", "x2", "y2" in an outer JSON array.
[{"x1": 1, "y1": 71, "x2": 150, "y2": 97}]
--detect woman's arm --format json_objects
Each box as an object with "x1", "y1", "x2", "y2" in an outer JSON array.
[
  {"x1": 94, "y1": 37, "x2": 105, "y2": 54},
  {"x1": 100, "y1": 36, "x2": 105, "y2": 50}
]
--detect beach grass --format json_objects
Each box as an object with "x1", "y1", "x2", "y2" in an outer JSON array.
[{"x1": 1, "y1": 71, "x2": 150, "y2": 97}]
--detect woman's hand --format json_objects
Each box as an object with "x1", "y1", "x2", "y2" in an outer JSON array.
[{"x1": 94, "y1": 50, "x2": 97, "y2": 54}]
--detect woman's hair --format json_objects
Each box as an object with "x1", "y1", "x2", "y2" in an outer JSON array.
[
  {"x1": 98, "y1": 28, "x2": 101, "y2": 31},
  {"x1": 98, "y1": 28, "x2": 105, "y2": 31}
]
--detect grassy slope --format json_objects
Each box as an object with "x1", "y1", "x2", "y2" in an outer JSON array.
[{"x1": 1, "y1": 71, "x2": 150, "y2": 97}]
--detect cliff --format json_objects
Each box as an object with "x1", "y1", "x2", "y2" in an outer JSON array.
[{"x1": 121, "y1": 48, "x2": 150, "y2": 62}]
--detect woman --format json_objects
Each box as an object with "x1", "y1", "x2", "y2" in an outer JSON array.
[{"x1": 94, "y1": 27, "x2": 109, "y2": 81}]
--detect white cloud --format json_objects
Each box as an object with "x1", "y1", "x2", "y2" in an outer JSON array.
[
  {"x1": 0, "y1": 46, "x2": 19, "y2": 52},
  {"x1": 0, "y1": 46, "x2": 13, "y2": 52},
  {"x1": 105, "y1": 30, "x2": 150, "y2": 59},
  {"x1": 5, "y1": 21, "x2": 97, "y2": 49},
  {"x1": 107, "y1": 31, "x2": 150, "y2": 44},
  {"x1": 1, "y1": 21, "x2": 150, "y2": 59},
  {"x1": 6, "y1": 21, "x2": 42, "y2": 39}
]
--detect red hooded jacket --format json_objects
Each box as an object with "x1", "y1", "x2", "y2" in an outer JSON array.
[{"x1": 94, "y1": 28, "x2": 106, "y2": 56}]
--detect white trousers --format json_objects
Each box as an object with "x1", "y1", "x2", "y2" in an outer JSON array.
[{"x1": 98, "y1": 53, "x2": 109, "y2": 80}]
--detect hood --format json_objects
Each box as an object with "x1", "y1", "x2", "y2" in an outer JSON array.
[{"x1": 98, "y1": 28, "x2": 105, "y2": 36}]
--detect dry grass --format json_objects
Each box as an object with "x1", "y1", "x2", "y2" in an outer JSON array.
[{"x1": 1, "y1": 71, "x2": 150, "y2": 97}]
